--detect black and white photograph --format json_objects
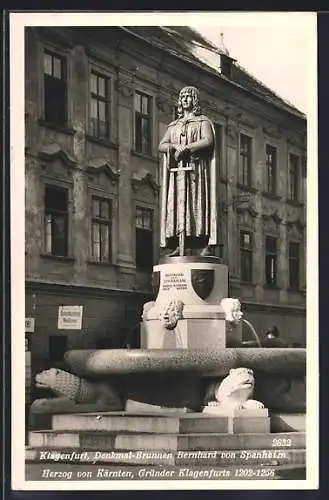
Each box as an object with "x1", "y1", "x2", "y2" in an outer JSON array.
[{"x1": 9, "y1": 11, "x2": 318, "y2": 490}]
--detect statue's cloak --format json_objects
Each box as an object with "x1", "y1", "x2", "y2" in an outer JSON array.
[{"x1": 160, "y1": 114, "x2": 218, "y2": 247}]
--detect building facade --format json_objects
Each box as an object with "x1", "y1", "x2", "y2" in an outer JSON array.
[{"x1": 25, "y1": 26, "x2": 307, "y2": 370}]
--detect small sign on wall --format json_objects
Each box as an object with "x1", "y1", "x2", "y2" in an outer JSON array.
[
  {"x1": 25, "y1": 318, "x2": 35, "y2": 333},
  {"x1": 58, "y1": 306, "x2": 83, "y2": 330}
]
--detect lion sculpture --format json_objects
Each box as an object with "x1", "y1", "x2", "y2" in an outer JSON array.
[
  {"x1": 160, "y1": 299, "x2": 184, "y2": 330},
  {"x1": 220, "y1": 298, "x2": 243, "y2": 324},
  {"x1": 203, "y1": 367, "x2": 264, "y2": 413},
  {"x1": 30, "y1": 368, "x2": 122, "y2": 414}
]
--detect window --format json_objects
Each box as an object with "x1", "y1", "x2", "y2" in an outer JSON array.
[
  {"x1": 91, "y1": 197, "x2": 112, "y2": 263},
  {"x1": 136, "y1": 206, "x2": 153, "y2": 270},
  {"x1": 288, "y1": 154, "x2": 299, "y2": 201},
  {"x1": 265, "y1": 144, "x2": 277, "y2": 194},
  {"x1": 289, "y1": 242, "x2": 300, "y2": 289},
  {"x1": 45, "y1": 185, "x2": 68, "y2": 256},
  {"x1": 43, "y1": 51, "x2": 67, "y2": 126},
  {"x1": 265, "y1": 236, "x2": 277, "y2": 285},
  {"x1": 90, "y1": 71, "x2": 110, "y2": 139},
  {"x1": 49, "y1": 335, "x2": 68, "y2": 362},
  {"x1": 239, "y1": 134, "x2": 252, "y2": 187},
  {"x1": 220, "y1": 55, "x2": 233, "y2": 78},
  {"x1": 240, "y1": 231, "x2": 253, "y2": 282},
  {"x1": 135, "y1": 92, "x2": 152, "y2": 154}
]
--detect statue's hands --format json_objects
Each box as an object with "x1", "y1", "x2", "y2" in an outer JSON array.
[
  {"x1": 166, "y1": 144, "x2": 176, "y2": 154},
  {"x1": 174, "y1": 145, "x2": 189, "y2": 162}
]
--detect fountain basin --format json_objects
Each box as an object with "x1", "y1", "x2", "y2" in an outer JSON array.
[
  {"x1": 64, "y1": 348, "x2": 306, "y2": 378},
  {"x1": 61, "y1": 348, "x2": 306, "y2": 413}
]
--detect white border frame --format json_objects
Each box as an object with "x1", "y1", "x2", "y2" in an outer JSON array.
[{"x1": 10, "y1": 11, "x2": 318, "y2": 491}]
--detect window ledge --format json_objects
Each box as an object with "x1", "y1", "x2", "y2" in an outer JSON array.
[
  {"x1": 87, "y1": 259, "x2": 116, "y2": 268},
  {"x1": 287, "y1": 287, "x2": 304, "y2": 293},
  {"x1": 131, "y1": 150, "x2": 159, "y2": 162},
  {"x1": 286, "y1": 199, "x2": 304, "y2": 208},
  {"x1": 262, "y1": 192, "x2": 281, "y2": 201},
  {"x1": 40, "y1": 253, "x2": 75, "y2": 262},
  {"x1": 86, "y1": 135, "x2": 119, "y2": 150},
  {"x1": 38, "y1": 119, "x2": 76, "y2": 136},
  {"x1": 236, "y1": 183, "x2": 257, "y2": 193}
]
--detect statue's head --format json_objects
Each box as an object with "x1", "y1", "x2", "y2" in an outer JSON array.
[{"x1": 177, "y1": 86, "x2": 201, "y2": 117}]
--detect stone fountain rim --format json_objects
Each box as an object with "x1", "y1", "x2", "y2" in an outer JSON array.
[{"x1": 64, "y1": 347, "x2": 306, "y2": 378}]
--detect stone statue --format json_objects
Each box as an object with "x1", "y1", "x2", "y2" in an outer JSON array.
[
  {"x1": 30, "y1": 368, "x2": 122, "y2": 414},
  {"x1": 160, "y1": 299, "x2": 184, "y2": 330},
  {"x1": 158, "y1": 86, "x2": 218, "y2": 257},
  {"x1": 203, "y1": 367, "x2": 264, "y2": 413},
  {"x1": 220, "y1": 298, "x2": 243, "y2": 325}
]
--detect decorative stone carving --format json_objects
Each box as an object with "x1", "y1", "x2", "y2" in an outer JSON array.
[
  {"x1": 261, "y1": 212, "x2": 282, "y2": 232},
  {"x1": 30, "y1": 368, "x2": 122, "y2": 413},
  {"x1": 287, "y1": 134, "x2": 304, "y2": 148},
  {"x1": 286, "y1": 219, "x2": 304, "y2": 240},
  {"x1": 237, "y1": 205, "x2": 258, "y2": 218},
  {"x1": 263, "y1": 125, "x2": 282, "y2": 138},
  {"x1": 235, "y1": 112, "x2": 258, "y2": 129},
  {"x1": 131, "y1": 172, "x2": 160, "y2": 193},
  {"x1": 234, "y1": 194, "x2": 258, "y2": 226},
  {"x1": 203, "y1": 368, "x2": 264, "y2": 413},
  {"x1": 87, "y1": 159, "x2": 120, "y2": 185},
  {"x1": 220, "y1": 298, "x2": 243, "y2": 325},
  {"x1": 191, "y1": 269, "x2": 214, "y2": 300},
  {"x1": 159, "y1": 300, "x2": 184, "y2": 330},
  {"x1": 286, "y1": 218, "x2": 305, "y2": 231},
  {"x1": 38, "y1": 143, "x2": 78, "y2": 168}
]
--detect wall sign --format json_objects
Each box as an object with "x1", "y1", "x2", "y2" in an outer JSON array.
[
  {"x1": 25, "y1": 317, "x2": 35, "y2": 333},
  {"x1": 58, "y1": 306, "x2": 83, "y2": 330}
]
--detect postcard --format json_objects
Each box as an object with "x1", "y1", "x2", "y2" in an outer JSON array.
[{"x1": 10, "y1": 10, "x2": 318, "y2": 490}]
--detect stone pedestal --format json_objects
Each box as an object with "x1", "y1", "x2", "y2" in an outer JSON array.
[
  {"x1": 141, "y1": 256, "x2": 242, "y2": 349},
  {"x1": 201, "y1": 407, "x2": 270, "y2": 434}
]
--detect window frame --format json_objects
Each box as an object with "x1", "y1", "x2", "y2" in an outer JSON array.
[
  {"x1": 90, "y1": 195, "x2": 113, "y2": 264},
  {"x1": 240, "y1": 230, "x2": 253, "y2": 283},
  {"x1": 239, "y1": 133, "x2": 252, "y2": 187},
  {"x1": 134, "y1": 90, "x2": 153, "y2": 155},
  {"x1": 288, "y1": 153, "x2": 299, "y2": 202},
  {"x1": 135, "y1": 205, "x2": 154, "y2": 271},
  {"x1": 89, "y1": 70, "x2": 111, "y2": 140},
  {"x1": 288, "y1": 241, "x2": 300, "y2": 290},
  {"x1": 44, "y1": 183, "x2": 69, "y2": 257},
  {"x1": 43, "y1": 49, "x2": 68, "y2": 127},
  {"x1": 265, "y1": 235, "x2": 278, "y2": 286},
  {"x1": 265, "y1": 143, "x2": 277, "y2": 194}
]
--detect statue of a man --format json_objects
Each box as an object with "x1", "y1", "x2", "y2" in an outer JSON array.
[{"x1": 158, "y1": 86, "x2": 218, "y2": 257}]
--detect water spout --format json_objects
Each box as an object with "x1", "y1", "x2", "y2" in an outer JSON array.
[{"x1": 242, "y1": 318, "x2": 262, "y2": 347}]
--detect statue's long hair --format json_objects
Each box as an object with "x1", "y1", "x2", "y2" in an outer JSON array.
[{"x1": 177, "y1": 86, "x2": 201, "y2": 118}]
